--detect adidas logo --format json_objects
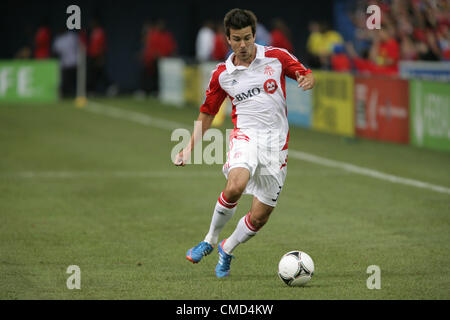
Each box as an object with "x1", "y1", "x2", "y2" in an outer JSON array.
[{"x1": 231, "y1": 79, "x2": 238, "y2": 86}]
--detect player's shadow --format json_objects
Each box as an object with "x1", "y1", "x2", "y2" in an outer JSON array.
[
  {"x1": 230, "y1": 272, "x2": 332, "y2": 289},
  {"x1": 232, "y1": 272, "x2": 348, "y2": 290}
]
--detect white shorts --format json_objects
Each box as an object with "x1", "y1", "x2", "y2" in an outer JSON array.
[{"x1": 222, "y1": 128, "x2": 288, "y2": 207}]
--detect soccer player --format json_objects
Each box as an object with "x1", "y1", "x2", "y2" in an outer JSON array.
[{"x1": 174, "y1": 8, "x2": 314, "y2": 278}]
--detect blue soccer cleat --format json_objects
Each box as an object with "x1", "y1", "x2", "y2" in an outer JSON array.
[
  {"x1": 215, "y1": 239, "x2": 234, "y2": 278},
  {"x1": 186, "y1": 241, "x2": 214, "y2": 264}
]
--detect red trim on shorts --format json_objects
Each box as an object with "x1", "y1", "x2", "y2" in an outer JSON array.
[
  {"x1": 229, "y1": 128, "x2": 250, "y2": 142},
  {"x1": 281, "y1": 131, "x2": 289, "y2": 151},
  {"x1": 280, "y1": 155, "x2": 288, "y2": 169}
]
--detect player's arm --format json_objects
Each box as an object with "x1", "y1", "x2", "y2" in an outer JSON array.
[
  {"x1": 174, "y1": 112, "x2": 214, "y2": 166},
  {"x1": 288, "y1": 56, "x2": 314, "y2": 91},
  {"x1": 270, "y1": 48, "x2": 315, "y2": 91}
]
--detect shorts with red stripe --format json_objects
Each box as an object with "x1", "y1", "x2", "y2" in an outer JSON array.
[{"x1": 223, "y1": 128, "x2": 288, "y2": 207}]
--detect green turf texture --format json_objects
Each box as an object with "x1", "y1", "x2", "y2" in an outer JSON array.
[{"x1": 0, "y1": 97, "x2": 449, "y2": 299}]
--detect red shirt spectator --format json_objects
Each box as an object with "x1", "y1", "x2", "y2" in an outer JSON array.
[
  {"x1": 144, "y1": 27, "x2": 156, "y2": 66},
  {"x1": 34, "y1": 26, "x2": 51, "y2": 59},
  {"x1": 379, "y1": 38, "x2": 400, "y2": 65},
  {"x1": 331, "y1": 53, "x2": 351, "y2": 72},
  {"x1": 88, "y1": 27, "x2": 106, "y2": 58},
  {"x1": 212, "y1": 31, "x2": 228, "y2": 61},
  {"x1": 270, "y1": 29, "x2": 293, "y2": 52},
  {"x1": 159, "y1": 30, "x2": 177, "y2": 57},
  {"x1": 144, "y1": 27, "x2": 176, "y2": 66},
  {"x1": 352, "y1": 56, "x2": 399, "y2": 76},
  {"x1": 371, "y1": 29, "x2": 400, "y2": 75}
]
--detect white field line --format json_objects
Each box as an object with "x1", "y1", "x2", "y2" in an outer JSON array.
[
  {"x1": 288, "y1": 150, "x2": 450, "y2": 195},
  {"x1": 0, "y1": 171, "x2": 215, "y2": 179},
  {"x1": 79, "y1": 100, "x2": 450, "y2": 195},
  {"x1": 86, "y1": 100, "x2": 186, "y2": 131},
  {"x1": 0, "y1": 170, "x2": 351, "y2": 179}
]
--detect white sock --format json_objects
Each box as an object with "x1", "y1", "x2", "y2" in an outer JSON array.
[
  {"x1": 222, "y1": 212, "x2": 258, "y2": 254},
  {"x1": 204, "y1": 192, "x2": 237, "y2": 246}
]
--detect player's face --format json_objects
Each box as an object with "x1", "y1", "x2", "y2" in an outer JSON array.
[{"x1": 227, "y1": 26, "x2": 256, "y2": 63}]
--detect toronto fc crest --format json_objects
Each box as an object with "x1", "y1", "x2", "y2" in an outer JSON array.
[{"x1": 264, "y1": 65, "x2": 275, "y2": 76}]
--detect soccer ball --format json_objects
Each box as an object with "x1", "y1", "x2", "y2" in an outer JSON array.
[{"x1": 278, "y1": 251, "x2": 314, "y2": 287}]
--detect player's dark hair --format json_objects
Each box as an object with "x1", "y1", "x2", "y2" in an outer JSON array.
[{"x1": 223, "y1": 8, "x2": 257, "y2": 38}]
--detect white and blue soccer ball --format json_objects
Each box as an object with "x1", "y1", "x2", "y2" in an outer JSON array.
[{"x1": 278, "y1": 251, "x2": 315, "y2": 287}]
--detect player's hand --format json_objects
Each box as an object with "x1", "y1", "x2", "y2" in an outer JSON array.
[
  {"x1": 296, "y1": 71, "x2": 315, "y2": 91},
  {"x1": 174, "y1": 150, "x2": 188, "y2": 166}
]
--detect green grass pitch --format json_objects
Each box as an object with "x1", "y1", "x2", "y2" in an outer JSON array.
[{"x1": 0, "y1": 97, "x2": 449, "y2": 299}]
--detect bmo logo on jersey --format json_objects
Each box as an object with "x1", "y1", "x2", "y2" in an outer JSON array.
[
  {"x1": 234, "y1": 79, "x2": 278, "y2": 102},
  {"x1": 235, "y1": 87, "x2": 261, "y2": 102},
  {"x1": 264, "y1": 79, "x2": 278, "y2": 94}
]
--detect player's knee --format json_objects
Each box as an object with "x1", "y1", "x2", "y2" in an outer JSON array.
[{"x1": 225, "y1": 183, "x2": 245, "y2": 200}]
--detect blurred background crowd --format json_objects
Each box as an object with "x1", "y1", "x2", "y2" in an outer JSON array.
[
  {"x1": 2, "y1": 0, "x2": 449, "y2": 97},
  {"x1": 311, "y1": 0, "x2": 450, "y2": 75}
]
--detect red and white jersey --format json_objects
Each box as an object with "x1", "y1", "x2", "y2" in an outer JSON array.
[{"x1": 200, "y1": 44, "x2": 311, "y2": 150}]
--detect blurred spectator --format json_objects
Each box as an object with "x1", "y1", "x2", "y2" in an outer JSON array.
[
  {"x1": 400, "y1": 36, "x2": 419, "y2": 61},
  {"x1": 87, "y1": 17, "x2": 109, "y2": 95},
  {"x1": 350, "y1": 3, "x2": 373, "y2": 55},
  {"x1": 156, "y1": 21, "x2": 177, "y2": 58},
  {"x1": 416, "y1": 40, "x2": 440, "y2": 61},
  {"x1": 343, "y1": 0, "x2": 450, "y2": 74},
  {"x1": 52, "y1": 30, "x2": 79, "y2": 98},
  {"x1": 270, "y1": 18, "x2": 293, "y2": 52},
  {"x1": 321, "y1": 22, "x2": 345, "y2": 56},
  {"x1": 212, "y1": 23, "x2": 229, "y2": 61},
  {"x1": 346, "y1": 41, "x2": 378, "y2": 75},
  {"x1": 306, "y1": 21, "x2": 344, "y2": 69},
  {"x1": 346, "y1": 36, "x2": 399, "y2": 76},
  {"x1": 34, "y1": 20, "x2": 51, "y2": 59},
  {"x1": 306, "y1": 21, "x2": 323, "y2": 68},
  {"x1": 255, "y1": 22, "x2": 272, "y2": 46},
  {"x1": 141, "y1": 19, "x2": 177, "y2": 96},
  {"x1": 369, "y1": 26, "x2": 400, "y2": 74},
  {"x1": 331, "y1": 44, "x2": 351, "y2": 72},
  {"x1": 196, "y1": 20, "x2": 215, "y2": 62}
]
